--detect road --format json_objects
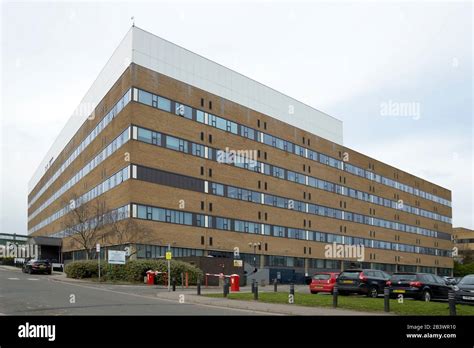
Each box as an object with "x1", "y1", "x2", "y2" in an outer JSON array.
[{"x1": 0, "y1": 267, "x2": 265, "y2": 315}]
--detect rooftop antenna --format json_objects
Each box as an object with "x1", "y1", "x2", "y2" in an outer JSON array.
[{"x1": 131, "y1": 16, "x2": 135, "y2": 27}]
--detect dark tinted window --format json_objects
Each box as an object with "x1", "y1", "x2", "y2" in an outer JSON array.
[
  {"x1": 340, "y1": 271, "x2": 361, "y2": 279},
  {"x1": 136, "y1": 166, "x2": 204, "y2": 192},
  {"x1": 390, "y1": 274, "x2": 417, "y2": 281},
  {"x1": 421, "y1": 274, "x2": 436, "y2": 283},
  {"x1": 313, "y1": 274, "x2": 330, "y2": 280},
  {"x1": 459, "y1": 276, "x2": 474, "y2": 285}
]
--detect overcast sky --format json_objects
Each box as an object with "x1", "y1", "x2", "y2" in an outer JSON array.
[{"x1": 1, "y1": 0, "x2": 472, "y2": 235}]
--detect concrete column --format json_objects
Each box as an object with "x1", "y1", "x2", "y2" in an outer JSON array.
[
  {"x1": 304, "y1": 258, "x2": 309, "y2": 276},
  {"x1": 259, "y1": 254, "x2": 265, "y2": 269}
]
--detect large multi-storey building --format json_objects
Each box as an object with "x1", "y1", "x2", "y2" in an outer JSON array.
[
  {"x1": 453, "y1": 227, "x2": 474, "y2": 261},
  {"x1": 27, "y1": 26, "x2": 453, "y2": 277}
]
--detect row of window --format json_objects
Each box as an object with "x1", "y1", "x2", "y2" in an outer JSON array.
[
  {"x1": 133, "y1": 127, "x2": 451, "y2": 240},
  {"x1": 29, "y1": 89, "x2": 132, "y2": 208},
  {"x1": 29, "y1": 128, "x2": 131, "y2": 223},
  {"x1": 29, "y1": 166, "x2": 130, "y2": 234},
  {"x1": 135, "y1": 124, "x2": 450, "y2": 225},
  {"x1": 136, "y1": 244, "x2": 204, "y2": 259},
  {"x1": 65, "y1": 240, "x2": 450, "y2": 275},
  {"x1": 49, "y1": 204, "x2": 130, "y2": 239},
  {"x1": 133, "y1": 203, "x2": 451, "y2": 257},
  {"x1": 133, "y1": 87, "x2": 451, "y2": 207}
]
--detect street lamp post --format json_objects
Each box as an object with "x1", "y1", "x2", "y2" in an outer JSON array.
[{"x1": 248, "y1": 242, "x2": 261, "y2": 270}]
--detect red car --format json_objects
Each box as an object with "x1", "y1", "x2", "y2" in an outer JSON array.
[{"x1": 310, "y1": 272, "x2": 339, "y2": 294}]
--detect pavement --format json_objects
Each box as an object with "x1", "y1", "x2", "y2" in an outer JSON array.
[{"x1": 0, "y1": 265, "x2": 388, "y2": 316}]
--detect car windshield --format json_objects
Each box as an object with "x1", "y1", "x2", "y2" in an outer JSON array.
[
  {"x1": 313, "y1": 274, "x2": 330, "y2": 280},
  {"x1": 340, "y1": 272, "x2": 360, "y2": 279},
  {"x1": 391, "y1": 274, "x2": 417, "y2": 281},
  {"x1": 459, "y1": 276, "x2": 474, "y2": 285}
]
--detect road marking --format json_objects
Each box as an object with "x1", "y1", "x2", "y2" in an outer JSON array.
[
  {"x1": 27, "y1": 278, "x2": 39, "y2": 281},
  {"x1": 7, "y1": 278, "x2": 19, "y2": 280}
]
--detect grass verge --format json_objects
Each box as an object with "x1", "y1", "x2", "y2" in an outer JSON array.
[{"x1": 206, "y1": 292, "x2": 474, "y2": 315}]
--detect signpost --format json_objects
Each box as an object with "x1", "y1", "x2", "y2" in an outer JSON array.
[
  {"x1": 166, "y1": 245, "x2": 172, "y2": 292},
  {"x1": 233, "y1": 260, "x2": 243, "y2": 267},
  {"x1": 108, "y1": 250, "x2": 126, "y2": 265},
  {"x1": 96, "y1": 244, "x2": 101, "y2": 282}
]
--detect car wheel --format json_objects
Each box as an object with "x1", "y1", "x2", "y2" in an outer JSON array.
[
  {"x1": 422, "y1": 290, "x2": 431, "y2": 302},
  {"x1": 338, "y1": 290, "x2": 348, "y2": 296},
  {"x1": 367, "y1": 287, "x2": 378, "y2": 298}
]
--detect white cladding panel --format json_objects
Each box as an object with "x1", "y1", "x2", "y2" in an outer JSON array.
[
  {"x1": 131, "y1": 27, "x2": 342, "y2": 145},
  {"x1": 29, "y1": 26, "x2": 342, "y2": 193}
]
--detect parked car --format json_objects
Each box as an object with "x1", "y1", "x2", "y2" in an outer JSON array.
[
  {"x1": 22, "y1": 259, "x2": 52, "y2": 275},
  {"x1": 454, "y1": 274, "x2": 474, "y2": 305},
  {"x1": 387, "y1": 272, "x2": 452, "y2": 301},
  {"x1": 309, "y1": 272, "x2": 339, "y2": 294},
  {"x1": 336, "y1": 269, "x2": 390, "y2": 298}
]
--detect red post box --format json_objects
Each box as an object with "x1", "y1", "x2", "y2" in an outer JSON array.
[
  {"x1": 146, "y1": 270, "x2": 155, "y2": 285},
  {"x1": 230, "y1": 274, "x2": 240, "y2": 292}
]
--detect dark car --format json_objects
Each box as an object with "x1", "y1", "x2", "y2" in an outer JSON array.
[
  {"x1": 387, "y1": 272, "x2": 452, "y2": 302},
  {"x1": 454, "y1": 274, "x2": 474, "y2": 305},
  {"x1": 22, "y1": 259, "x2": 52, "y2": 275},
  {"x1": 336, "y1": 269, "x2": 390, "y2": 298}
]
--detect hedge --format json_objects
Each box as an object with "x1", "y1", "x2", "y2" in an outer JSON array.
[
  {"x1": 454, "y1": 261, "x2": 474, "y2": 277},
  {"x1": 0, "y1": 257, "x2": 15, "y2": 266},
  {"x1": 65, "y1": 259, "x2": 203, "y2": 284}
]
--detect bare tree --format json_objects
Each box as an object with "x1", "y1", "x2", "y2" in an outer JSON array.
[
  {"x1": 61, "y1": 196, "x2": 108, "y2": 260},
  {"x1": 103, "y1": 211, "x2": 154, "y2": 260}
]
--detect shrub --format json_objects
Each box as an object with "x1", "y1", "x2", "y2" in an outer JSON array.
[
  {"x1": 65, "y1": 259, "x2": 203, "y2": 284},
  {"x1": 65, "y1": 260, "x2": 107, "y2": 279},
  {"x1": 124, "y1": 259, "x2": 203, "y2": 285},
  {"x1": 454, "y1": 261, "x2": 474, "y2": 277},
  {"x1": 0, "y1": 257, "x2": 15, "y2": 266}
]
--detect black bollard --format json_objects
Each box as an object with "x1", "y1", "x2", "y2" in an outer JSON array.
[
  {"x1": 197, "y1": 278, "x2": 201, "y2": 296},
  {"x1": 332, "y1": 284, "x2": 338, "y2": 308},
  {"x1": 172, "y1": 277, "x2": 176, "y2": 292},
  {"x1": 223, "y1": 281, "x2": 229, "y2": 298},
  {"x1": 448, "y1": 290, "x2": 457, "y2": 316},
  {"x1": 273, "y1": 278, "x2": 278, "y2": 292},
  {"x1": 384, "y1": 287, "x2": 390, "y2": 312},
  {"x1": 251, "y1": 279, "x2": 255, "y2": 294},
  {"x1": 290, "y1": 283, "x2": 295, "y2": 296},
  {"x1": 254, "y1": 281, "x2": 259, "y2": 300}
]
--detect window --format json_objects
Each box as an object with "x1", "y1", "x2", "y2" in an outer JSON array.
[
  {"x1": 211, "y1": 183, "x2": 224, "y2": 196},
  {"x1": 158, "y1": 97, "x2": 171, "y2": 112},
  {"x1": 196, "y1": 110, "x2": 205, "y2": 123},
  {"x1": 137, "y1": 128, "x2": 152, "y2": 143},
  {"x1": 166, "y1": 136, "x2": 180, "y2": 151},
  {"x1": 175, "y1": 103, "x2": 192, "y2": 119},
  {"x1": 138, "y1": 90, "x2": 152, "y2": 106}
]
